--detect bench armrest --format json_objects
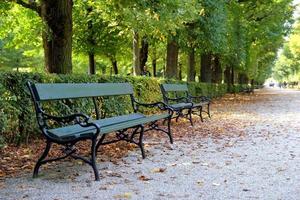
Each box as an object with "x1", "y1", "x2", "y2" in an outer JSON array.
[
  {"x1": 42, "y1": 112, "x2": 101, "y2": 137},
  {"x1": 133, "y1": 100, "x2": 174, "y2": 115}
]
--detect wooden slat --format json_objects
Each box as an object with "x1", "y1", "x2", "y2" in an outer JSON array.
[
  {"x1": 47, "y1": 113, "x2": 169, "y2": 139},
  {"x1": 33, "y1": 83, "x2": 134, "y2": 101},
  {"x1": 161, "y1": 84, "x2": 188, "y2": 92},
  {"x1": 169, "y1": 103, "x2": 192, "y2": 110}
]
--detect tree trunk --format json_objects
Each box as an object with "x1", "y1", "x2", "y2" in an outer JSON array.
[
  {"x1": 187, "y1": 48, "x2": 195, "y2": 82},
  {"x1": 41, "y1": 0, "x2": 73, "y2": 74},
  {"x1": 212, "y1": 55, "x2": 222, "y2": 83},
  {"x1": 238, "y1": 73, "x2": 249, "y2": 84},
  {"x1": 231, "y1": 65, "x2": 235, "y2": 85},
  {"x1": 133, "y1": 30, "x2": 141, "y2": 75},
  {"x1": 200, "y1": 53, "x2": 212, "y2": 83},
  {"x1": 88, "y1": 52, "x2": 96, "y2": 74},
  {"x1": 178, "y1": 63, "x2": 182, "y2": 80},
  {"x1": 224, "y1": 66, "x2": 231, "y2": 83},
  {"x1": 139, "y1": 36, "x2": 149, "y2": 74},
  {"x1": 87, "y1": 6, "x2": 96, "y2": 75},
  {"x1": 110, "y1": 56, "x2": 118, "y2": 74},
  {"x1": 166, "y1": 39, "x2": 179, "y2": 79},
  {"x1": 224, "y1": 65, "x2": 232, "y2": 92},
  {"x1": 152, "y1": 48, "x2": 157, "y2": 77}
]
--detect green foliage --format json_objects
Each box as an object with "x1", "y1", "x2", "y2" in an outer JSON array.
[
  {"x1": 73, "y1": 0, "x2": 128, "y2": 60},
  {"x1": 274, "y1": 21, "x2": 300, "y2": 82},
  {"x1": 238, "y1": 0, "x2": 294, "y2": 81},
  {"x1": 0, "y1": 3, "x2": 43, "y2": 72}
]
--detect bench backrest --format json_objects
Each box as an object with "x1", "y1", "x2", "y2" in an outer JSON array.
[
  {"x1": 29, "y1": 82, "x2": 134, "y2": 101},
  {"x1": 160, "y1": 84, "x2": 189, "y2": 103},
  {"x1": 160, "y1": 84, "x2": 188, "y2": 93}
]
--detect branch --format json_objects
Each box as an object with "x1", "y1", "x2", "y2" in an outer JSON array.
[{"x1": 10, "y1": 0, "x2": 41, "y2": 14}]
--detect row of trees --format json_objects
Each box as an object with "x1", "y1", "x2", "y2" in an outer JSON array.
[
  {"x1": 274, "y1": 21, "x2": 300, "y2": 83},
  {"x1": 0, "y1": 0, "x2": 295, "y2": 86}
]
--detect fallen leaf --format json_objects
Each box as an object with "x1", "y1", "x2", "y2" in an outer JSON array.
[
  {"x1": 197, "y1": 180, "x2": 204, "y2": 187},
  {"x1": 114, "y1": 192, "x2": 132, "y2": 199},
  {"x1": 138, "y1": 175, "x2": 152, "y2": 181},
  {"x1": 192, "y1": 161, "x2": 201, "y2": 164},
  {"x1": 151, "y1": 168, "x2": 166, "y2": 173}
]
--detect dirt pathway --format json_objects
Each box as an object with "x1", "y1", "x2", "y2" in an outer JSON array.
[{"x1": 0, "y1": 88, "x2": 300, "y2": 200}]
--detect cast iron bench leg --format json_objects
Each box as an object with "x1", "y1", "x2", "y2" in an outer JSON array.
[
  {"x1": 167, "y1": 116, "x2": 173, "y2": 144},
  {"x1": 138, "y1": 125, "x2": 145, "y2": 159},
  {"x1": 33, "y1": 140, "x2": 51, "y2": 178},
  {"x1": 175, "y1": 111, "x2": 181, "y2": 122},
  {"x1": 95, "y1": 134, "x2": 106, "y2": 156},
  {"x1": 199, "y1": 106, "x2": 204, "y2": 122},
  {"x1": 91, "y1": 137, "x2": 100, "y2": 181},
  {"x1": 207, "y1": 104, "x2": 211, "y2": 119}
]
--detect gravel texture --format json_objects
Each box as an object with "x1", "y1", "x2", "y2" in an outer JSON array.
[{"x1": 0, "y1": 88, "x2": 300, "y2": 200}]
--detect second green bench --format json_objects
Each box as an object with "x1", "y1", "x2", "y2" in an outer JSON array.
[{"x1": 160, "y1": 83, "x2": 211, "y2": 125}]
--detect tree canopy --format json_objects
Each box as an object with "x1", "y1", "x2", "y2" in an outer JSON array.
[{"x1": 0, "y1": 0, "x2": 296, "y2": 85}]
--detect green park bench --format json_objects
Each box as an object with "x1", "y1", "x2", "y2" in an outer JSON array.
[
  {"x1": 160, "y1": 83, "x2": 211, "y2": 126},
  {"x1": 27, "y1": 82, "x2": 173, "y2": 181}
]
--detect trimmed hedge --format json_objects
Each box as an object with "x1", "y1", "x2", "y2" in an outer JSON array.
[{"x1": 0, "y1": 72, "x2": 249, "y2": 146}]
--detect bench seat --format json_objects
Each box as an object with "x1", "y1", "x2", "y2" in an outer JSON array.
[
  {"x1": 47, "y1": 113, "x2": 169, "y2": 141},
  {"x1": 192, "y1": 101, "x2": 209, "y2": 107},
  {"x1": 169, "y1": 102, "x2": 192, "y2": 110}
]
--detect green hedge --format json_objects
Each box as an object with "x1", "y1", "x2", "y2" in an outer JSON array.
[{"x1": 0, "y1": 72, "x2": 247, "y2": 146}]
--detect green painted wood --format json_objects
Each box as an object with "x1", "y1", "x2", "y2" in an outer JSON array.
[
  {"x1": 33, "y1": 83, "x2": 134, "y2": 101},
  {"x1": 192, "y1": 102, "x2": 209, "y2": 108},
  {"x1": 47, "y1": 113, "x2": 169, "y2": 140},
  {"x1": 47, "y1": 113, "x2": 145, "y2": 139},
  {"x1": 161, "y1": 84, "x2": 188, "y2": 92},
  {"x1": 96, "y1": 113, "x2": 145, "y2": 127},
  {"x1": 100, "y1": 113, "x2": 169, "y2": 134},
  {"x1": 169, "y1": 103, "x2": 192, "y2": 110}
]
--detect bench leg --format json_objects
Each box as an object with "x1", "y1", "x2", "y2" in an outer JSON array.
[
  {"x1": 175, "y1": 112, "x2": 181, "y2": 122},
  {"x1": 199, "y1": 106, "x2": 204, "y2": 122},
  {"x1": 33, "y1": 140, "x2": 51, "y2": 178},
  {"x1": 91, "y1": 137, "x2": 100, "y2": 181},
  {"x1": 138, "y1": 126, "x2": 145, "y2": 159},
  {"x1": 167, "y1": 116, "x2": 173, "y2": 144},
  {"x1": 95, "y1": 134, "x2": 106, "y2": 156}
]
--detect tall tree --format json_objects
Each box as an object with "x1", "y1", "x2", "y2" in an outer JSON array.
[
  {"x1": 165, "y1": 38, "x2": 179, "y2": 79},
  {"x1": 4, "y1": 0, "x2": 73, "y2": 74},
  {"x1": 198, "y1": 0, "x2": 227, "y2": 83},
  {"x1": 73, "y1": 0, "x2": 126, "y2": 75},
  {"x1": 187, "y1": 48, "x2": 196, "y2": 82}
]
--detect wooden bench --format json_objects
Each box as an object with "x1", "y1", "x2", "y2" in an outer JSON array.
[
  {"x1": 160, "y1": 83, "x2": 211, "y2": 125},
  {"x1": 27, "y1": 82, "x2": 173, "y2": 181}
]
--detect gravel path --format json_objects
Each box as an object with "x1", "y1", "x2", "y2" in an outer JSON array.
[{"x1": 1, "y1": 88, "x2": 300, "y2": 200}]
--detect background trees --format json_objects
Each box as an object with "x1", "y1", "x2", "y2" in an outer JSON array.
[
  {"x1": 0, "y1": 0, "x2": 296, "y2": 85},
  {"x1": 274, "y1": 22, "x2": 300, "y2": 83}
]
